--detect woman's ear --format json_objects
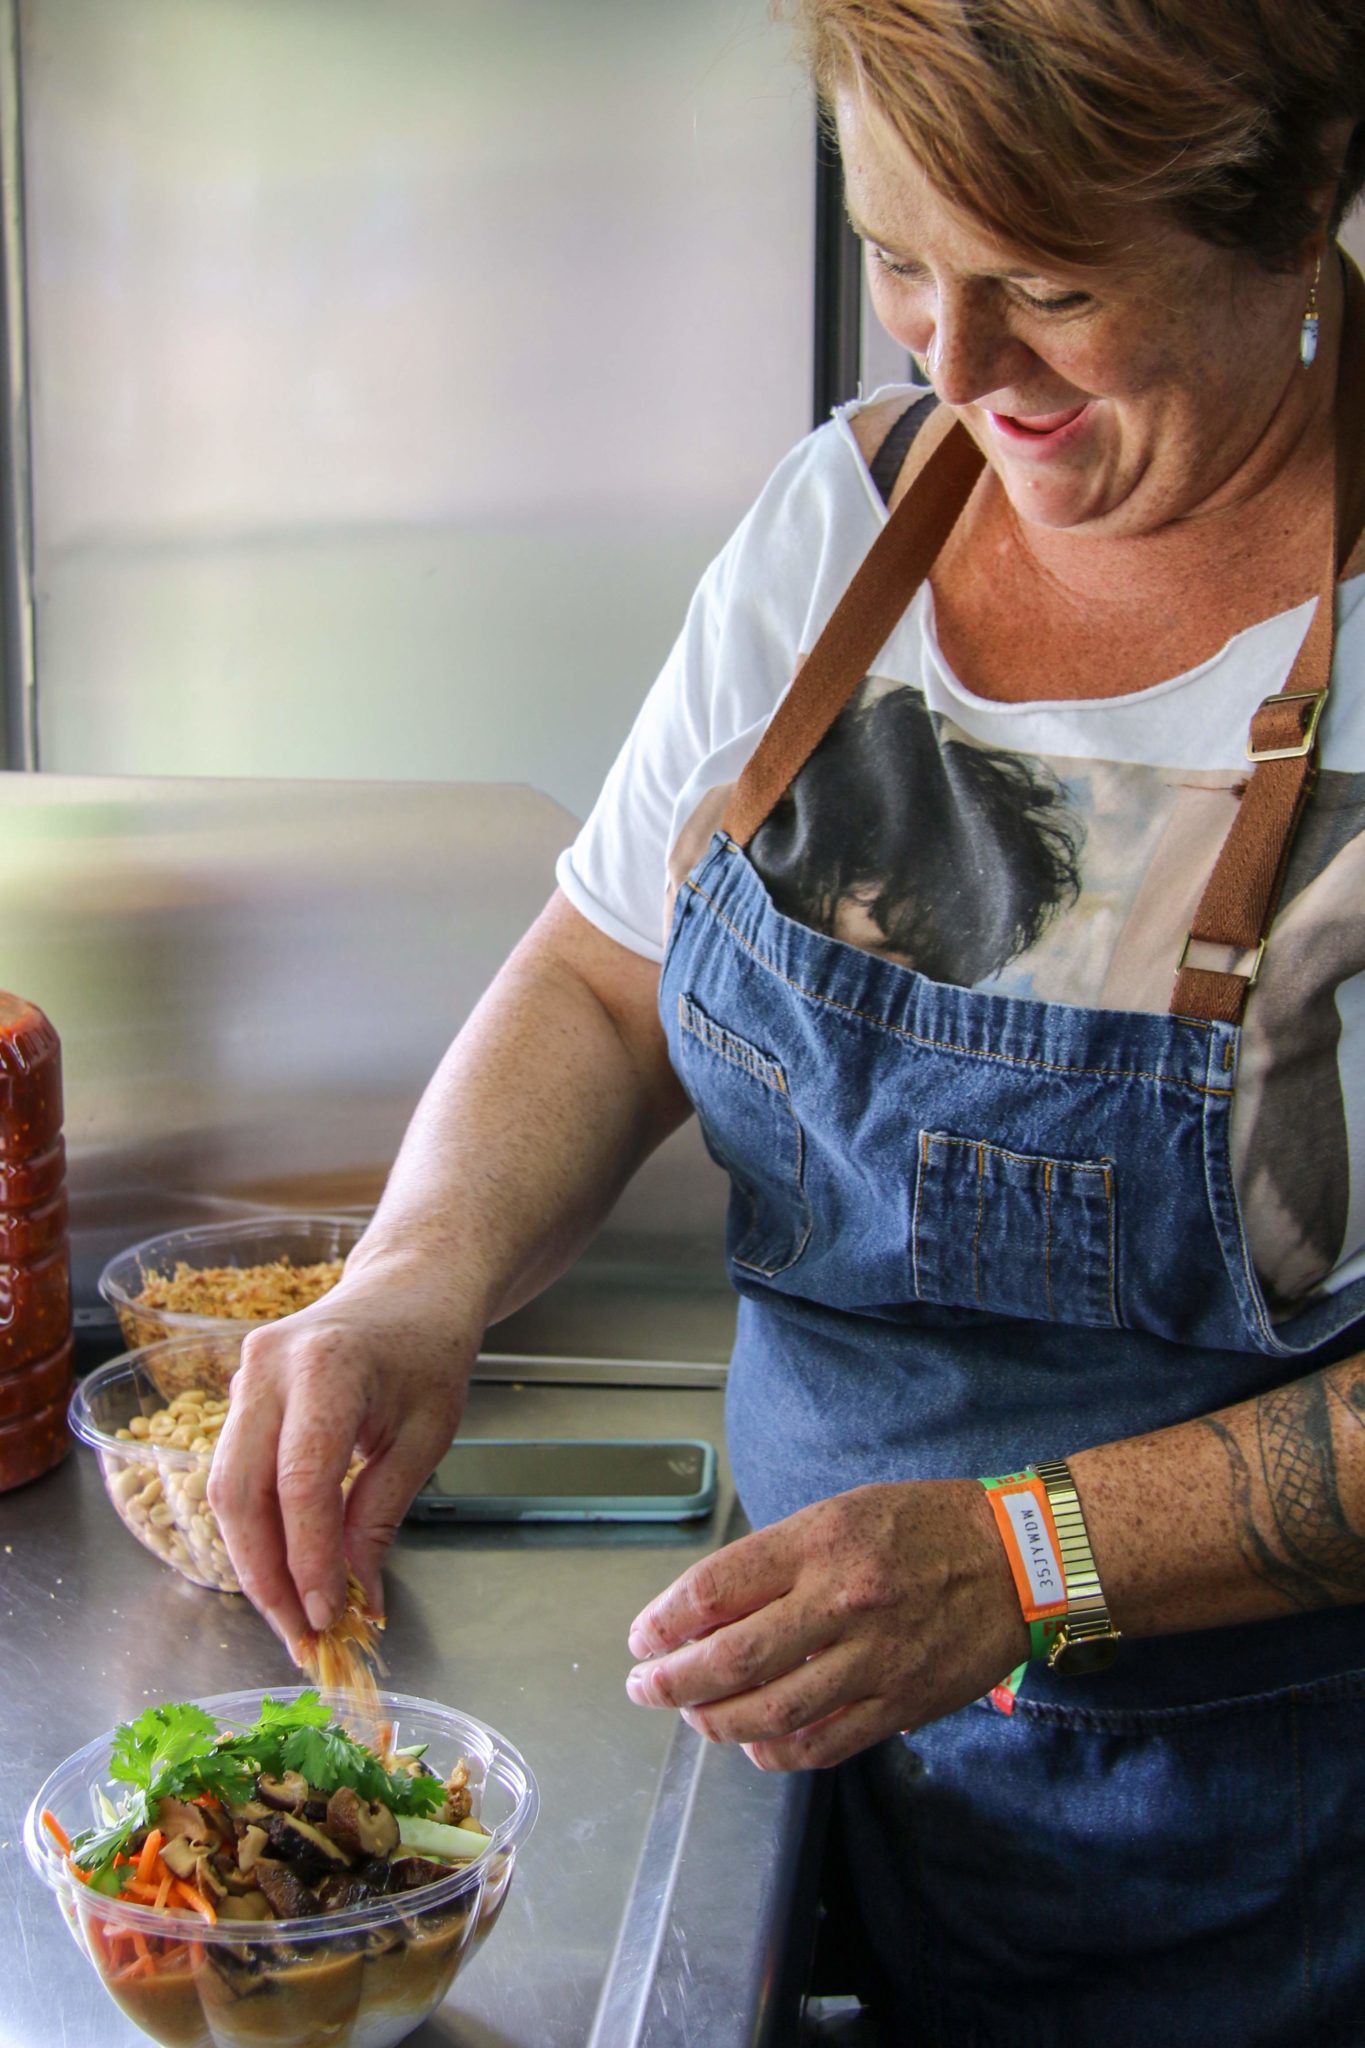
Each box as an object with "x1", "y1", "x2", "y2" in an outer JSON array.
[{"x1": 1318, "y1": 115, "x2": 1359, "y2": 239}]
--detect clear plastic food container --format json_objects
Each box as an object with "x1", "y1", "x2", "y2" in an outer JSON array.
[
  {"x1": 69, "y1": 1340, "x2": 257, "y2": 1591},
  {"x1": 98, "y1": 1214, "x2": 366, "y2": 1384},
  {"x1": 25, "y1": 1686, "x2": 539, "y2": 2048},
  {"x1": 71, "y1": 1338, "x2": 369, "y2": 1594}
]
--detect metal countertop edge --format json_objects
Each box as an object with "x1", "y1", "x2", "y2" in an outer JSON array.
[
  {"x1": 472, "y1": 1352, "x2": 729, "y2": 1389},
  {"x1": 587, "y1": 1506, "x2": 830, "y2": 2047}
]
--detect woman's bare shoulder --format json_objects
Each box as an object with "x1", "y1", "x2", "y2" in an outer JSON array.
[{"x1": 845, "y1": 391, "x2": 919, "y2": 467}]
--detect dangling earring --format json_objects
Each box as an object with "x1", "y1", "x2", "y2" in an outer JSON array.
[{"x1": 1300, "y1": 257, "x2": 1322, "y2": 368}]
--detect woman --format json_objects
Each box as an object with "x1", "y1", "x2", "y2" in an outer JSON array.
[{"x1": 210, "y1": 3, "x2": 1365, "y2": 2038}]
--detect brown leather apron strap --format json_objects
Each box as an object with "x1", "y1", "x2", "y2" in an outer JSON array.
[
  {"x1": 1170, "y1": 250, "x2": 1365, "y2": 1024},
  {"x1": 722, "y1": 408, "x2": 984, "y2": 846},
  {"x1": 722, "y1": 252, "x2": 1363, "y2": 1030}
]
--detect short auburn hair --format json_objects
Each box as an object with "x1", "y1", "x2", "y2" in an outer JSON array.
[{"x1": 785, "y1": 0, "x2": 1365, "y2": 270}]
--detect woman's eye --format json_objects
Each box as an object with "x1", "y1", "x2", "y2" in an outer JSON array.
[
  {"x1": 1014, "y1": 286, "x2": 1090, "y2": 313},
  {"x1": 870, "y1": 246, "x2": 921, "y2": 282},
  {"x1": 867, "y1": 243, "x2": 1090, "y2": 314}
]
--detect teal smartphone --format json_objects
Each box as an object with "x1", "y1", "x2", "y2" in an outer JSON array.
[{"x1": 406, "y1": 1437, "x2": 719, "y2": 1523}]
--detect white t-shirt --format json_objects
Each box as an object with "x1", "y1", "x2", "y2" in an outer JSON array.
[{"x1": 559, "y1": 393, "x2": 1365, "y2": 1313}]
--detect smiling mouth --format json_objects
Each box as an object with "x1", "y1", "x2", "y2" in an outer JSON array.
[{"x1": 990, "y1": 403, "x2": 1088, "y2": 437}]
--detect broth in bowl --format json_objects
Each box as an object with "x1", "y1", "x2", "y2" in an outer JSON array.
[{"x1": 25, "y1": 1688, "x2": 538, "y2": 2048}]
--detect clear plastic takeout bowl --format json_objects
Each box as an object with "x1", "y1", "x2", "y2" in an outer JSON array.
[
  {"x1": 98, "y1": 1213, "x2": 367, "y2": 1371},
  {"x1": 70, "y1": 1336, "x2": 370, "y2": 1594},
  {"x1": 24, "y1": 1685, "x2": 539, "y2": 2048},
  {"x1": 70, "y1": 1339, "x2": 260, "y2": 1592}
]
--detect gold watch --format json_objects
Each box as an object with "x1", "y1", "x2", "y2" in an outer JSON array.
[{"x1": 1034, "y1": 1459, "x2": 1121, "y2": 1675}]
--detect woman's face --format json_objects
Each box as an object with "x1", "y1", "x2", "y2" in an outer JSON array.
[{"x1": 836, "y1": 95, "x2": 1320, "y2": 541}]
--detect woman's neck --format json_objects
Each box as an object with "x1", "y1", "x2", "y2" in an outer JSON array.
[
  {"x1": 1014, "y1": 254, "x2": 1342, "y2": 593},
  {"x1": 930, "y1": 265, "x2": 1348, "y2": 702}
]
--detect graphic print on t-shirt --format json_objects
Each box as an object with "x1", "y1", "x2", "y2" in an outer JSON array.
[{"x1": 747, "y1": 673, "x2": 1365, "y2": 1311}]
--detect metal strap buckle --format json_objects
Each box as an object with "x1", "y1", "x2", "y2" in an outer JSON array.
[
  {"x1": 1177, "y1": 933, "x2": 1266, "y2": 988},
  {"x1": 1246, "y1": 689, "x2": 1326, "y2": 763}
]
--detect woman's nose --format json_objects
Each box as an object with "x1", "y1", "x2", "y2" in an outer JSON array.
[{"x1": 920, "y1": 288, "x2": 1026, "y2": 407}]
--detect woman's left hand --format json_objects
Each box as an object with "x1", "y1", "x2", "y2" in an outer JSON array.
[{"x1": 625, "y1": 1480, "x2": 1029, "y2": 1769}]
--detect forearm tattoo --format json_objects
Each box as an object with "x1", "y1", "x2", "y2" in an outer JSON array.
[{"x1": 1200, "y1": 1367, "x2": 1365, "y2": 1610}]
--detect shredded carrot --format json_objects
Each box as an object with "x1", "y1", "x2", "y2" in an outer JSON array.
[
  {"x1": 153, "y1": 1867, "x2": 174, "y2": 1912},
  {"x1": 113, "y1": 1953, "x2": 157, "y2": 1983},
  {"x1": 122, "y1": 1881, "x2": 162, "y2": 1904},
  {"x1": 64, "y1": 1854, "x2": 91, "y2": 1885},
  {"x1": 189, "y1": 1940, "x2": 205, "y2": 1968},
  {"x1": 173, "y1": 1880, "x2": 217, "y2": 1925},
  {"x1": 136, "y1": 1828, "x2": 164, "y2": 1885},
  {"x1": 132, "y1": 1929, "x2": 152, "y2": 1964},
  {"x1": 299, "y1": 1569, "x2": 387, "y2": 1734},
  {"x1": 41, "y1": 1810, "x2": 72, "y2": 1854}
]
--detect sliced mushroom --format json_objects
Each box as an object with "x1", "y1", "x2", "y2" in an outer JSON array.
[
  {"x1": 362, "y1": 1925, "x2": 406, "y2": 1958},
  {"x1": 192, "y1": 1858, "x2": 228, "y2": 1904},
  {"x1": 387, "y1": 1853, "x2": 459, "y2": 1893},
  {"x1": 255, "y1": 1772, "x2": 310, "y2": 1813},
  {"x1": 325, "y1": 1786, "x2": 399, "y2": 1859},
  {"x1": 253, "y1": 1857, "x2": 322, "y2": 1920},
  {"x1": 217, "y1": 1892, "x2": 273, "y2": 1922},
  {"x1": 160, "y1": 1835, "x2": 211, "y2": 1881},
  {"x1": 315, "y1": 1870, "x2": 393, "y2": 1912},
  {"x1": 230, "y1": 1799, "x2": 275, "y2": 1826},
  {"x1": 201, "y1": 1802, "x2": 237, "y2": 1849},
  {"x1": 236, "y1": 1824, "x2": 270, "y2": 1876},
  {"x1": 264, "y1": 1812, "x2": 352, "y2": 1885},
  {"x1": 156, "y1": 1796, "x2": 215, "y2": 1842},
  {"x1": 205, "y1": 1946, "x2": 265, "y2": 1996}
]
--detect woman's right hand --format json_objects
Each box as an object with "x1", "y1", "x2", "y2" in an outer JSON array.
[
  {"x1": 207, "y1": 1250, "x2": 477, "y2": 1655},
  {"x1": 206, "y1": 893, "x2": 687, "y2": 1659}
]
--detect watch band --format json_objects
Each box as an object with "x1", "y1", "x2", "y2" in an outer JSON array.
[{"x1": 1033, "y1": 1459, "x2": 1121, "y2": 1670}]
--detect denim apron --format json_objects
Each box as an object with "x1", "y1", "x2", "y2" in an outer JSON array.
[{"x1": 656, "y1": 325, "x2": 1365, "y2": 2044}]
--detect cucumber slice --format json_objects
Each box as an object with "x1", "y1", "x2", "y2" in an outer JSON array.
[{"x1": 396, "y1": 1813, "x2": 492, "y2": 1862}]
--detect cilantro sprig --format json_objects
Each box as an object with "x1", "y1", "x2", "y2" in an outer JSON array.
[{"x1": 68, "y1": 1693, "x2": 445, "y2": 1892}]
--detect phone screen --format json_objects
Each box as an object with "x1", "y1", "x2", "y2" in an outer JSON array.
[{"x1": 424, "y1": 1439, "x2": 710, "y2": 1502}]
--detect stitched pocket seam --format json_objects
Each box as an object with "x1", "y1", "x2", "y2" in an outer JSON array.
[
  {"x1": 686, "y1": 869, "x2": 1231, "y2": 1098},
  {"x1": 678, "y1": 993, "x2": 788, "y2": 1093},
  {"x1": 915, "y1": 1131, "x2": 1117, "y2": 1328},
  {"x1": 677, "y1": 994, "x2": 812, "y2": 1278}
]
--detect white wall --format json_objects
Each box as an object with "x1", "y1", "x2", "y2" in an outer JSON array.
[{"x1": 22, "y1": 0, "x2": 815, "y2": 818}]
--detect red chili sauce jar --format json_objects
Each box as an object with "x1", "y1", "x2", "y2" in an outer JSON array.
[{"x1": 0, "y1": 992, "x2": 73, "y2": 1490}]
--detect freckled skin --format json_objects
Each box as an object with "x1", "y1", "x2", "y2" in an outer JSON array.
[
  {"x1": 617, "y1": 105, "x2": 1365, "y2": 1771},
  {"x1": 204, "y1": 81, "x2": 1365, "y2": 1772},
  {"x1": 836, "y1": 93, "x2": 1341, "y2": 700}
]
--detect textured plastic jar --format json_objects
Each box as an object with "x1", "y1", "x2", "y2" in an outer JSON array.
[{"x1": 0, "y1": 992, "x2": 72, "y2": 1490}]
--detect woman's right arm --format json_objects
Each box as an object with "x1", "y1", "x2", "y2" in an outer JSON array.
[{"x1": 207, "y1": 889, "x2": 690, "y2": 1652}]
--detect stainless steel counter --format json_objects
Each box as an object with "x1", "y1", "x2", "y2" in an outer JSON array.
[{"x1": 0, "y1": 1364, "x2": 819, "y2": 2048}]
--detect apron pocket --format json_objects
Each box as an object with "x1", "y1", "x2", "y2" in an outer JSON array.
[
  {"x1": 913, "y1": 1131, "x2": 1117, "y2": 1328},
  {"x1": 675, "y1": 993, "x2": 812, "y2": 1277}
]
